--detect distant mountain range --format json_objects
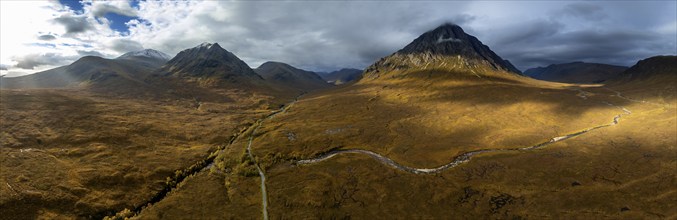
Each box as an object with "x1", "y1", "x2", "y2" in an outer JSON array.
[
  {"x1": 0, "y1": 43, "x2": 337, "y2": 95},
  {"x1": 0, "y1": 49, "x2": 170, "y2": 89},
  {"x1": 318, "y1": 68, "x2": 363, "y2": 85},
  {"x1": 524, "y1": 62, "x2": 628, "y2": 84},
  {"x1": 1, "y1": 27, "x2": 672, "y2": 92}
]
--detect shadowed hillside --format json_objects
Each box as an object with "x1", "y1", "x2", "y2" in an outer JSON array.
[
  {"x1": 255, "y1": 61, "x2": 330, "y2": 91},
  {"x1": 319, "y1": 68, "x2": 363, "y2": 85},
  {"x1": 524, "y1": 62, "x2": 628, "y2": 84}
]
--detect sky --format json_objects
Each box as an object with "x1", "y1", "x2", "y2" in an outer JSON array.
[{"x1": 1, "y1": 0, "x2": 675, "y2": 77}]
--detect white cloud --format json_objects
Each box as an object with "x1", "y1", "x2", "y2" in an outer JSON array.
[{"x1": 85, "y1": 0, "x2": 138, "y2": 17}]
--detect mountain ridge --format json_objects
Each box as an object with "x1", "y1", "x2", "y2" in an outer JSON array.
[
  {"x1": 0, "y1": 55, "x2": 163, "y2": 89},
  {"x1": 254, "y1": 61, "x2": 330, "y2": 91},
  {"x1": 524, "y1": 62, "x2": 628, "y2": 84}
]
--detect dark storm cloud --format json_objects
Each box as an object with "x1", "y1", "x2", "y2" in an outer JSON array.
[
  {"x1": 157, "y1": 1, "x2": 673, "y2": 73},
  {"x1": 109, "y1": 39, "x2": 143, "y2": 53},
  {"x1": 496, "y1": 20, "x2": 564, "y2": 45},
  {"x1": 495, "y1": 28, "x2": 671, "y2": 70},
  {"x1": 13, "y1": 53, "x2": 72, "y2": 69},
  {"x1": 558, "y1": 3, "x2": 607, "y2": 20},
  {"x1": 54, "y1": 15, "x2": 92, "y2": 34},
  {"x1": 38, "y1": 34, "x2": 57, "y2": 41},
  {"x1": 150, "y1": 1, "x2": 476, "y2": 72},
  {"x1": 479, "y1": 1, "x2": 677, "y2": 71}
]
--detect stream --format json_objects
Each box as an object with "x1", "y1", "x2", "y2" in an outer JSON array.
[{"x1": 295, "y1": 88, "x2": 634, "y2": 174}]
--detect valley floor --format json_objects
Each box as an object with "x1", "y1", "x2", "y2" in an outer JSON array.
[
  {"x1": 132, "y1": 73, "x2": 675, "y2": 219},
  {"x1": 1, "y1": 72, "x2": 674, "y2": 219}
]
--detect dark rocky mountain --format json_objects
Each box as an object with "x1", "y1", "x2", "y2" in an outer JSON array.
[
  {"x1": 606, "y1": 56, "x2": 677, "y2": 101},
  {"x1": 160, "y1": 43, "x2": 262, "y2": 81},
  {"x1": 0, "y1": 52, "x2": 167, "y2": 89},
  {"x1": 319, "y1": 68, "x2": 363, "y2": 85},
  {"x1": 524, "y1": 62, "x2": 628, "y2": 84},
  {"x1": 254, "y1": 61, "x2": 329, "y2": 91},
  {"x1": 364, "y1": 23, "x2": 521, "y2": 79},
  {"x1": 616, "y1": 56, "x2": 677, "y2": 81}
]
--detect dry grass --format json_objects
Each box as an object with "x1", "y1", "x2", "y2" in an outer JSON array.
[
  {"x1": 3, "y1": 67, "x2": 674, "y2": 219},
  {"x1": 250, "y1": 69, "x2": 625, "y2": 167},
  {"x1": 0, "y1": 88, "x2": 281, "y2": 219},
  {"x1": 205, "y1": 68, "x2": 672, "y2": 218}
]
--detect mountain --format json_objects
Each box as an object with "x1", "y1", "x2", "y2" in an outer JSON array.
[
  {"x1": 254, "y1": 61, "x2": 330, "y2": 91},
  {"x1": 117, "y1": 49, "x2": 172, "y2": 67},
  {"x1": 319, "y1": 68, "x2": 363, "y2": 85},
  {"x1": 363, "y1": 23, "x2": 521, "y2": 80},
  {"x1": 616, "y1": 56, "x2": 677, "y2": 81},
  {"x1": 524, "y1": 62, "x2": 628, "y2": 84},
  {"x1": 159, "y1": 43, "x2": 263, "y2": 83},
  {"x1": 0, "y1": 52, "x2": 167, "y2": 89},
  {"x1": 118, "y1": 49, "x2": 172, "y2": 61}
]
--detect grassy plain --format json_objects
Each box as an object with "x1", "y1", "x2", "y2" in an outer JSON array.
[
  {"x1": 4, "y1": 66, "x2": 673, "y2": 219},
  {"x1": 136, "y1": 68, "x2": 675, "y2": 218},
  {"x1": 0, "y1": 87, "x2": 282, "y2": 219}
]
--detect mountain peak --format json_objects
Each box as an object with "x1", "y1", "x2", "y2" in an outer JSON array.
[
  {"x1": 363, "y1": 24, "x2": 521, "y2": 79},
  {"x1": 162, "y1": 42, "x2": 262, "y2": 80},
  {"x1": 198, "y1": 42, "x2": 213, "y2": 48},
  {"x1": 197, "y1": 42, "x2": 223, "y2": 50},
  {"x1": 117, "y1": 49, "x2": 172, "y2": 61}
]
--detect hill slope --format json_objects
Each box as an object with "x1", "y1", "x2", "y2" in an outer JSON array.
[
  {"x1": 0, "y1": 52, "x2": 168, "y2": 89},
  {"x1": 605, "y1": 55, "x2": 677, "y2": 102},
  {"x1": 615, "y1": 56, "x2": 677, "y2": 82},
  {"x1": 254, "y1": 61, "x2": 330, "y2": 91},
  {"x1": 319, "y1": 68, "x2": 363, "y2": 85},
  {"x1": 524, "y1": 62, "x2": 627, "y2": 83}
]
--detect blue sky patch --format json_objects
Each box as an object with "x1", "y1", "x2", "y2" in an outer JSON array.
[
  {"x1": 104, "y1": 13, "x2": 137, "y2": 34},
  {"x1": 59, "y1": 0, "x2": 83, "y2": 13},
  {"x1": 58, "y1": 0, "x2": 138, "y2": 34},
  {"x1": 130, "y1": 0, "x2": 141, "y2": 9}
]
